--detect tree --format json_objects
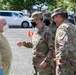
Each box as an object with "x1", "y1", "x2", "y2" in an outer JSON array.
[
  {"x1": 0, "y1": 0, "x2": 58, "y2": 11},
  {"x1": 0, "y1": 0, "x2": 9, "y2": 10},
  {"x1": 66, "y1": 0, "x2": 76, "y2": 11},
  {"x1": 0, "y1": 0, "x2": 75, "y2": 12},
  {"x1": 8, "y1": 0, "x2": 27, "y2": 10}
]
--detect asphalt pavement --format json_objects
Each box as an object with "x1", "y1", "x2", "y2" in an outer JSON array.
[{"x1": 4, "y1": 28, "x2": 35, "y2": 75}]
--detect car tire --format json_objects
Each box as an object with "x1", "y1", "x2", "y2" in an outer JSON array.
[{"x1": 21, "y1": 21, "x2": 29, "y2": 28}]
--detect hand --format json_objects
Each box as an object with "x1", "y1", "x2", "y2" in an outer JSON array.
[
  {"x1": 39, "y1": 61, "x2": 47, "y2": 69},
  {"x1": 17, "y1": 42, "x2": 24, "y2": 47},
  {"x1": 56, "y1": 59, "x2": 64, "y2": 66}
]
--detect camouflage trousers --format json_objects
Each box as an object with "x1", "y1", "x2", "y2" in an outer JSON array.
[
  {"x1": 56, "y1": 65, "x2": 76, "y2": 75},
  {"x1": 32, "y1": 64, "x2": 55, "y2": 75},
  {"x1": 32, "y1": 56, "x2": 56, "y2": 75}
]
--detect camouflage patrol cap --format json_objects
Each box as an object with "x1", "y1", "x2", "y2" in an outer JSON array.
[
  {"x1": 43, "y1": 12, "x2": 51, "y2": 18},
  {"x1": 51, "y1": 7, "x2": 67, "y2": 17},
  {"x1": 30, "y1": 11, "x2": 43, "y2": 20}
]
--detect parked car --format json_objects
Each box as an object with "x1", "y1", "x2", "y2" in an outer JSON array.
[
  {"x1": 0, "y1": 10, "x2": 32, "y2": 28},
  {"x1": 67, "y1": 11, "x2": 74, "y2": 24},
  {"x1": 68, "y1": 14, "x2": 74, "y2": 24}
]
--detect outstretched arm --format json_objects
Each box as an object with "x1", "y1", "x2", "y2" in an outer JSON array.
[{"x1": 17, "y1": 41, "x2": 33, "y2": 48}]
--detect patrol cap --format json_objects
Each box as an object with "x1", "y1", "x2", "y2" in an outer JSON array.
[
  {"x1": 30, "y1": 11, "x2": 43, "y2": 20},
  {"x1": 43, "y1": 12, "x2": 51, "y2": 18},
  {"x1": 51, "y1": 7, "x2": 67, "y2": 17}
]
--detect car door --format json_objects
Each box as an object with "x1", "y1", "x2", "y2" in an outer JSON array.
[{"x1": 11, "y1": 12, "x2": 23, "y2": 26}]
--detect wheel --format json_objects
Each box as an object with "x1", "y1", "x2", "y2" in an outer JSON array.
[{"x1": 21, "y1": 21, "x2": 29, "y2": 28}]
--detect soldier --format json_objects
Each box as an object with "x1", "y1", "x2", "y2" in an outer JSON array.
[
  {"x1": 0, "y1": 16, "x2": 13, "y2": 75},
  {"x1": 43, "y1": 12, "x2": 52, "y2": 27},
  {"x1": 74, "y1": 13, "x2": 76, "y2": 25},
  {"x1": 43, "y1": 12, "x2": 57, "y2": 35},
  {"x1": 51, "y1": 7, "x2": 76, "y2": 75},
  {"x1": 17, "y1": 11, "x2": 55, "y2": 75}
]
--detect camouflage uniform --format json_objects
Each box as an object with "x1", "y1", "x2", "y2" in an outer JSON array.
[
  {"x1": 49, "y1": 24, "x2": 57, "y2": 34},
  {"x1": 43, "y1": 13, "x2": 58, "y2": 75},
  {"x1": 51, "y1": 7, "x2": 76, "y2": 75},
  {"x1": 24, "y1": 24, "x2": 55, "y2": 75},
  {"x1": 43, "y1": 11, "x2": 58, "y2": 38},
  {"x1": 55, "y1": 20, "x2": 76, "y2": 75}
]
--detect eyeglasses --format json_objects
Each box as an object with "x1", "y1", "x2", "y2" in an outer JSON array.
[{"x1": 53, "y1": 15, "x2": 59, "y2": 20}]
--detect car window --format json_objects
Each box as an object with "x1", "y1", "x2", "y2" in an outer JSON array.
[
  {"x1": 0, "y1": 12, "x2": 12, "y2": 16},
  {"x1": 19, "y1": 12, "x2": 24, "y2": 16},
  {"x1": 13, "y1": 12, "x2": 19, "y2": 17},
  {"x1": 13, "y1": 12, "x2": 23, "y2": 17}
]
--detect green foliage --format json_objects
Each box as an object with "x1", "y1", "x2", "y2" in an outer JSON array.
[
  {"x1": 0, "y1": 0, "x2": 8, "y2": 10},
  {"x1": 0, "y1": 0, "x2": 58, "y2": 11},
  {"x1": 66, "y1": 0, "x2": 76, "y2": 11},
  {"x1": 47, "y1": 0, "x2": 57, "y2": 10},
  {"x1": 0, "y1": 0, "x2": 75, "y2": 11},
  {"x1": 67, "y1": 4, "x2": 75, "y2": 11}
]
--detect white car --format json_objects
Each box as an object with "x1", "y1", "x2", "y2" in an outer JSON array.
[{"x1": 0, "y1": 11, "x2": 32, "y2": 28}]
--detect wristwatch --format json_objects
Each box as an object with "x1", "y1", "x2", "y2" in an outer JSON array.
[{"x1": 44, "y1": 60, "x2": 48, "y2": 63}]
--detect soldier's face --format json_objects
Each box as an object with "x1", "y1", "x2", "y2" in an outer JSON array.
[
  {"x1": 53, "y1": 15, "x2": 61, "y2": 26},
  {"x1": 32, "y1": 18, "x2": 38, "y2": 27}
]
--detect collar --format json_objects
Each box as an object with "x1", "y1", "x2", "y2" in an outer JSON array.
[
  {"x1": 62, "y1": 19, "x2": 69, "y2": 24},
  {"x1": 37, "y1": 24, "x2": 45, "y2": 34}
]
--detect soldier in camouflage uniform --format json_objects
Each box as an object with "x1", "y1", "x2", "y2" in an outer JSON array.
[
  {"x1": 74, "y1": 13, "x2": 76, "y2": 25},
  {"x1": 43, "y1": 12, "x2": 58, "y2": 36},
  {"x1": 43, "y1": 12, "x2": 52, "y2": 27},
  {"x1": 17, "y1": 11, "x2": 55, "y2": 75},
  {"x1": 52, "y1": 7, "x2": 76, "y2": 75}
]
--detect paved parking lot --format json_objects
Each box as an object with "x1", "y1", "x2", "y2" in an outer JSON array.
[{"x1": 4, "y1": 28, "x2": 34, "y2": 75}]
